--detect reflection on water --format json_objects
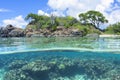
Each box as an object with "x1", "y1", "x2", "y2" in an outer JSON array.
[{"x1": 0, "y1": 37, "x2": 120, "y2": 53}]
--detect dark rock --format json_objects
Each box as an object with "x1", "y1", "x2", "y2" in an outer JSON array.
[
  {"x1": 9, "y1": 29, "x2": 25, "y2": 37},
  {"x1": 0, "y1": 24, "x2": 25, "y2": 37},
  {"x1": 6, "y1": 24, "x2": 16, "y2": 32},
  {"x1": 0, "y1": 27, "x2": 9, "y2": 35},
  {"x1": 71, "y1": 30, "x2": 83, "y2": 36},
  {"x1": 25, "y1": 26, "x2": 84, "y2": 37}
]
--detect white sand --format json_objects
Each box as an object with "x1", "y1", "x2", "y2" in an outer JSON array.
[{"x1": 99, "y1": 34, "x2": 120, "y2": 38}]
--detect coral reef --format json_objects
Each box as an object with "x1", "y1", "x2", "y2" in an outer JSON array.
[
  {"x1": 0, "y1": 50, "x2": 119, "y2": 80},
  {"x1": 2, "y1": 55, "x2": 120, "y2": 80}
]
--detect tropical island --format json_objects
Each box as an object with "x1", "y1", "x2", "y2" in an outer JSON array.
[
  {"x1": 0, "y1": 10, "x2": 120, "y2": 38},
  {"x1": 1, "y1": 0, "x2": 120, "y2": 80}
]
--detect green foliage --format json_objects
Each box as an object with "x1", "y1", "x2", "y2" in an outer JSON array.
[
  {"x1": 25, "y1": 13, "x2": 60, "y2": 30},
  {"x1": 72, "y1": 24, "x2": 88, "y2": 35},
  {"x1": 50, "y1": 17, "x2": 59, "y2": 31},
  {"x1": 26, "y1": 25, "x2": 36, "y2": 30},
  {"x1": 105, "y1": 22, "x2": 120, "y2": 34},
  {"x1": 56, "y1": 16, "x2": 78, "y2": 28},
  {"x1": 79, "y1": 10, "x2": 108, "y2": 31},
  {"x1": 25, "y1": 13, "x2": 43, "y2": 24},
  {"x1": 25, "y1": 13, "x2": 52, "y2": 29},
  {"x1": 73, "y1": 23, "x2": 102, "y2": 35},
  {"x1": 79, "y1": 13, "x2": 88, "y2": 24},
  {"x1": 25, "y1": 12, "x2": 103, "y2": 35}
]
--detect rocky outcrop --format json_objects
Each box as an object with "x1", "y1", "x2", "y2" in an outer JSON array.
[
  {"x1": 0, "y1": 25, "x2": 85, "y2": 37},
  {"x1": 25, "y1": 26, "x2": 84, "y2": 37},
  {"x1": 9, "y1": 29, "x2": 24, "y2": 37},
  {"x1": 0, "y1": 24, "x2": 25, "y2": 37}
]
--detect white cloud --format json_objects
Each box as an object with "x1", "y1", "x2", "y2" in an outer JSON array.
[
  {"x1": 48, "y1": 0, "x2": 101, "y2": 18},
  {"x1": 2, "y1": 15, "x2": 27, "y2": 28},
  {"x1": 47, "y1": 0, "x2": 120, "y2": 26},
  {"x1": 0, "y1": 8, "x2": 10, "y2": 12},
  {"x1": 51, "y1": 11, "x2": 65, "y2": 17},
  {"x1": 38, "y1": 10, "x2": 65, "y2": 17},
  {"x1": 38, "y1": 10, "x2": 50, "y2": 16},
  {"x1": 109, "y1": 10, "x2": 120, "y2": 23},
  {"x1": 96, "y1": 0, "x2": 114, "y2": 13},
  {"x1": 95, "y1": 0, "x2": 120, "y2": 24}
]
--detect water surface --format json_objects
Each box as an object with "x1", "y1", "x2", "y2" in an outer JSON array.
[
  {"x1": 0, "y1": 37, "x2": 120, "y2": 80},
  {"x1": 0, "y1": 37, "x2": 120, "y2": 53}
]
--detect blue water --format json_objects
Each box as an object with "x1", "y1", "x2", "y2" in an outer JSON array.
[
  {"x1": 0, "y1": 50, "x2": 120, "y2": 80},
  {"x1": 0, "y1": 37, "x2": 120, "y2": 80}
]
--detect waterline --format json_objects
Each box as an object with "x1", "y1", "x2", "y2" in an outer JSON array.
[{"x1": 1, "y1": 47, "x2": 120, "y2": 54}]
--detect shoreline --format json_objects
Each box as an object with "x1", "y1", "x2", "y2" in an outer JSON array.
[{"x1": 99, "y1": 34, "x2": 120, "y2": 38}]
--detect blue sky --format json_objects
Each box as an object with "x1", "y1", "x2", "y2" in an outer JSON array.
[
  {"x1": 0, "y1": 0, "x2": 48, "y2": 18},
  {"x1": 0, "y1": 0, "x2": 120, "y2": 28},
  {"x1": 0, "y1": 0, "x2": 48, "y2": 27}
]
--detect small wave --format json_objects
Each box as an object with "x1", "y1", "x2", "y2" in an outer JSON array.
[{"x1": 0, "y1": 47, "x2": 120, "y2": 55}]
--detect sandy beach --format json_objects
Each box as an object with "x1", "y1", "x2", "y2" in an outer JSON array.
[{"x1": 99, "y1": 34, "x2": 120, "y2": 38}]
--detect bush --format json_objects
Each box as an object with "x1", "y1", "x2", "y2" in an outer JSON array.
[{"x1": 104, "y1": 22, "x2": 120, "y2": 34}]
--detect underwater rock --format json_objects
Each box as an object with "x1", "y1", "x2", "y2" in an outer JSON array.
[
  {"x1": 3, "y1": 55, "x2": 119, "y2": 80},
  {"x1": 102, "y1": 67, "x2": 120, "y2": 80},
  {"x1": 77, "y1": 59, "x2": 114, "y2": 79},
  {"x1": 7, "y1": 60, "x2": 27, "y2": 70},
  {"x1": 4, "y1": 57, "x2": 77, "y2": 80},
  {"x1": 4, "y1": 69, "x2": 33, "y2": 80},
  {"x1": 52, "y1": 77, "x2": 70, "y2": 80},
  {"x1": 21, "y1": 60, "x2": 55, "y2": 80},
  {"x1": 22, "y1": 60, "x2": 52, "y2": 72}
]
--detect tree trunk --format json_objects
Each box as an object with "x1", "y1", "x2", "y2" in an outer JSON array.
[{"x1": 94, "y1": 26, "x2": 103, "y2": 32}]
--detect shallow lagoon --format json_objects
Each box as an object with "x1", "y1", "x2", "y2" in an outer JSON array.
[
  {"x1": 0, "y1": 37, "x2": 120, "y2": 53},
  {"x1": 0, "y1": 37, "x2": 120, "y2": 80}
]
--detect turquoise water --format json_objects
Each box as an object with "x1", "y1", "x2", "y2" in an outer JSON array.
[
  {"x1": 0, "y1": 37, "x2": 120, "y2": 53},
  {"x1": 0, "y1": 37, "x2": 120, "y2": 80}
]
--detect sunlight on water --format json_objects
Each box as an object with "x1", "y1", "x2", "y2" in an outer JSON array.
[{"x1": 0, "y1": 37, "x2": 120, "y2": 53}]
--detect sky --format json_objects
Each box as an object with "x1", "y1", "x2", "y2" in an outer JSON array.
[{"x1": 0, "y1": 0, "x2": 120, "y2": 28}]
